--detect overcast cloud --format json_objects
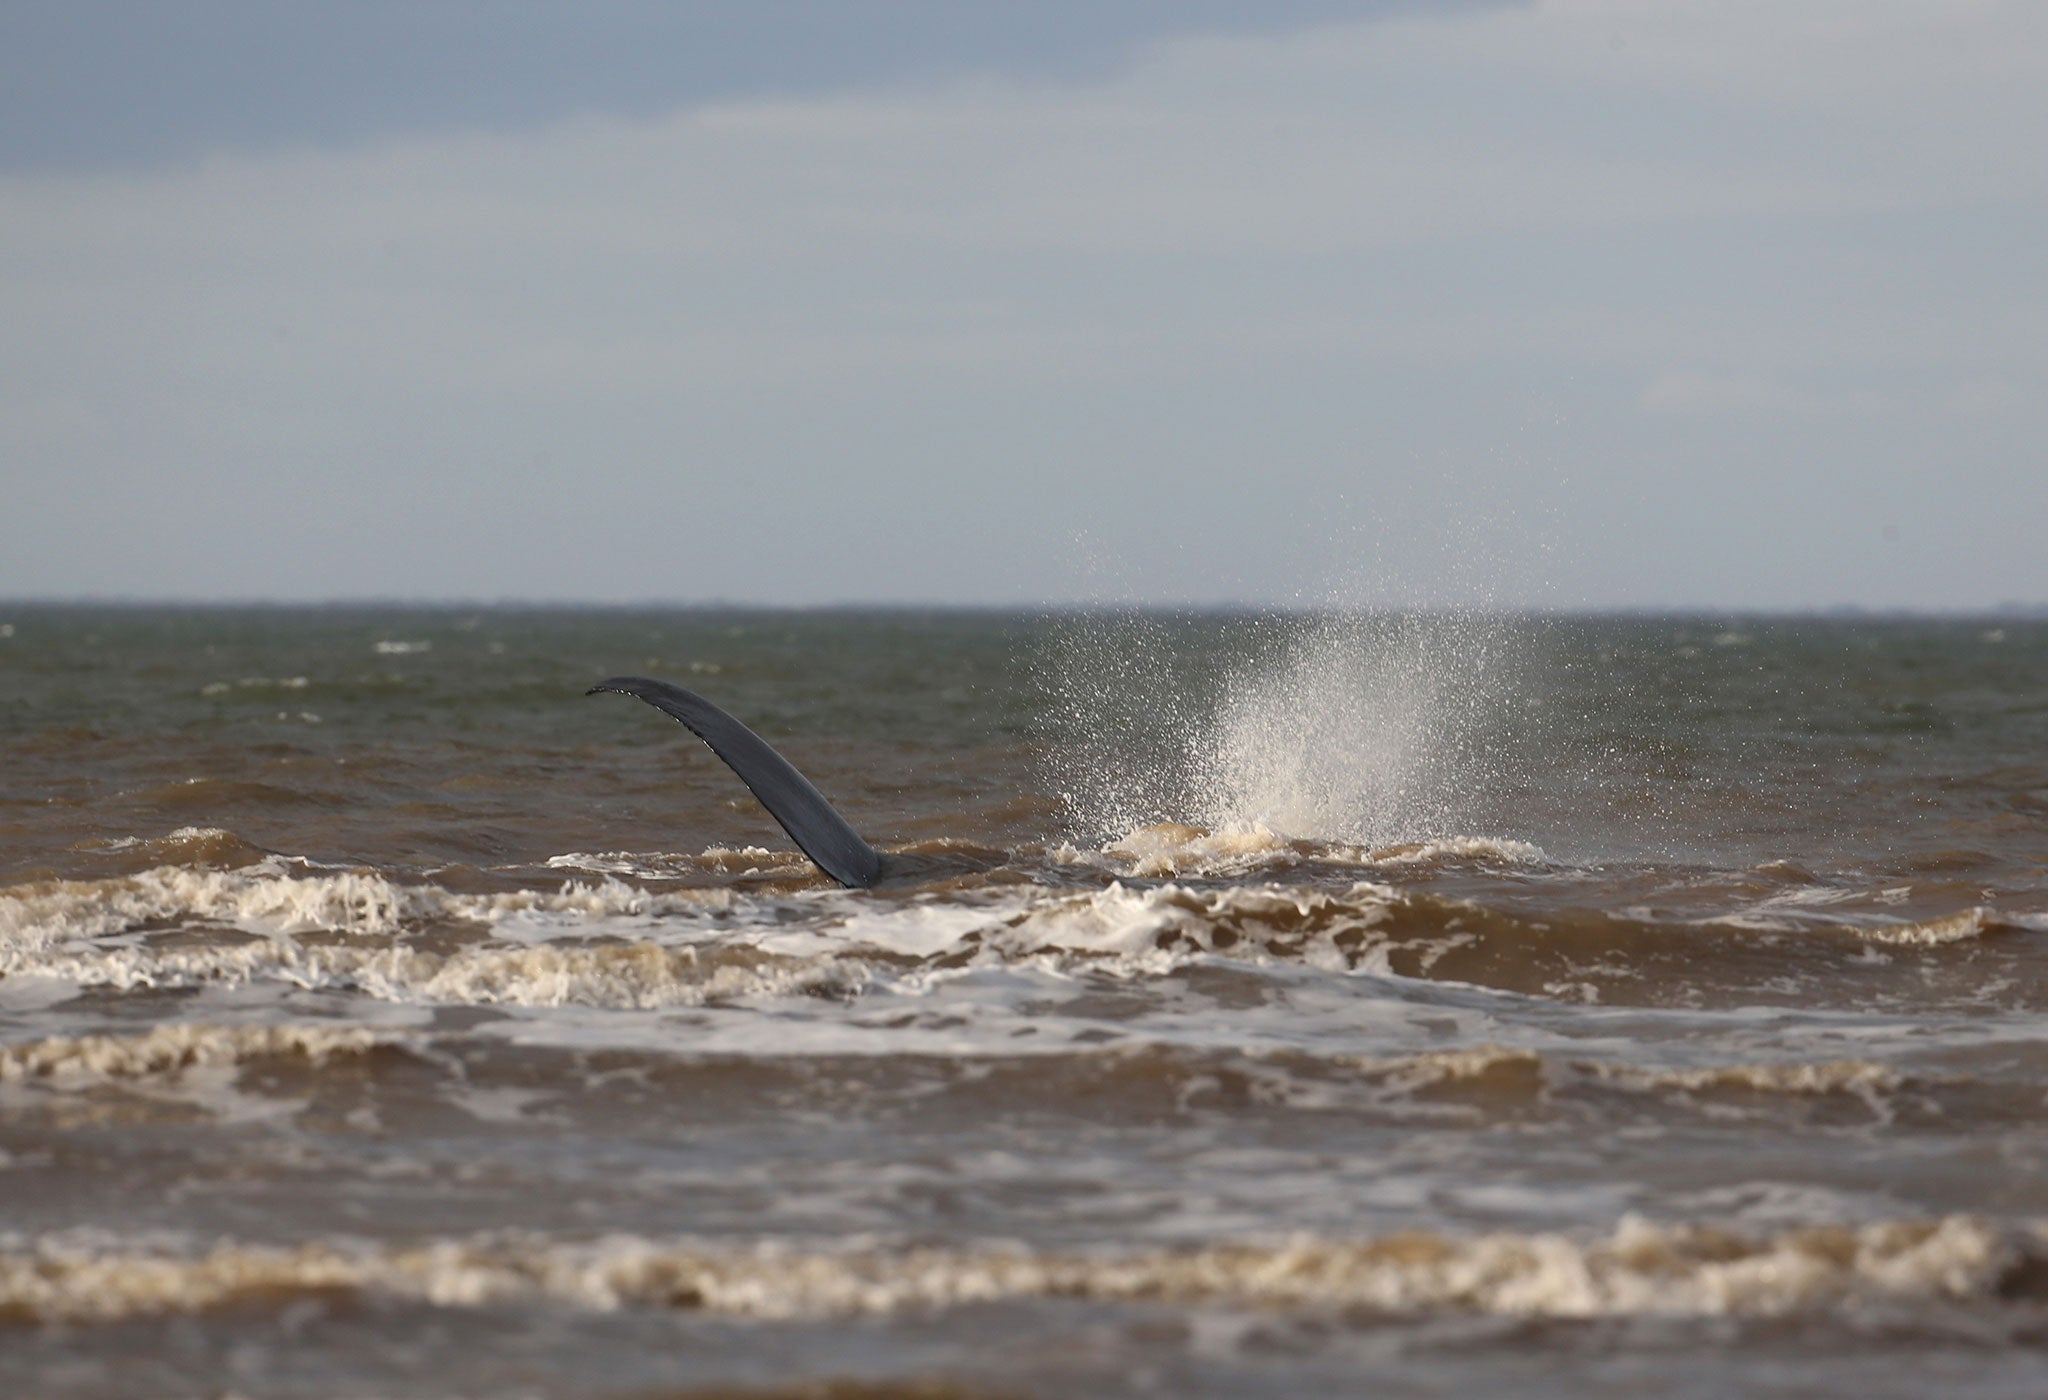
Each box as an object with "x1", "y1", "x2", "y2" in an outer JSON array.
[{"x1": 1, "y1": 0, "x2": 2041, "y2": 609}]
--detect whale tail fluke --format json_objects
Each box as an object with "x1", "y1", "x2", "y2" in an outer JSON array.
[{"x1": 588, "y1": 676, "x2": 885, "y2": 889}]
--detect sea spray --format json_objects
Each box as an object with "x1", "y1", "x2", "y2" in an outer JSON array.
[
  {"x1": 1042, "y1": 608, "x2": 1531, "y2": 845},
  {"x1": 1189, "y1": 610, "x2": 1523, "y2": 844},
  {"x1": 1036, "y1": 607, "x2": 1239, "y2": 839}
]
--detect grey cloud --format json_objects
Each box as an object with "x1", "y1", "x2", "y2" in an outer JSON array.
[{"x1": 0, "y1": 0, "x2": 1509, "y2": 172}]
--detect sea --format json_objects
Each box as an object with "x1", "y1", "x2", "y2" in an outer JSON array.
[{"x1": 2, "y1": 604, "x2": 2046, "y2": 1398}]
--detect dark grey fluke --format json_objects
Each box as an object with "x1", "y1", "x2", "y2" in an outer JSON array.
[{"x1": 587, "y1": 676, "x2": 884, "y2": 889}]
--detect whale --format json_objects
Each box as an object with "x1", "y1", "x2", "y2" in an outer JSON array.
[{"x1": 588, "y1": 676, "x2": 885, "y2": 889}]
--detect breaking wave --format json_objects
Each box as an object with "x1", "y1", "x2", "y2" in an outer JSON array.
[
  {"x1": 1066, "y1": 823, "x2": 1549, "y2": 880},
  {"x1": 0, "y1": 1023, "x2": 403, "y2": 1082},
  {"x1": 0, "y1": 866, "x2": 736, "y2": 955},
  {"x1": 4, "y1": 938, "x2": 873, "y2": 1010},
  {"x1": 2, "y1": 1217, "x2": 2037, "y2": 1327},
  {"x1": 0, "y1": 862, "x2": 2029, "y2": 1013}
]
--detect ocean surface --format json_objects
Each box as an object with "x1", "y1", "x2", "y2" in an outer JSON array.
[{"x1": 3, "y1": 604, "x2": 2046, "y2": 1398}]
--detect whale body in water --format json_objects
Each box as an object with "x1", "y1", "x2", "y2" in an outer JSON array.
[{"x1": 588, "y1": 676, "x2": 885, "y2": 889}]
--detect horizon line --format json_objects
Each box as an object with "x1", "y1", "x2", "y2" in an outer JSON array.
[{"x1": 3, "y1": 596, "x2": 2046, "y2": 620}]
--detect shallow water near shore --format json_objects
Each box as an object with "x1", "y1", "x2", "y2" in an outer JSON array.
[{"x1": 3, "y1": 605, "x2": 2047, "y2": 1398}]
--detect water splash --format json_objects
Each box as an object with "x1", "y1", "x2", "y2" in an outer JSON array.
[
  {"x1": 1190, "y1": 611, "x2": 1518, "y2": 844},
  {"x1": 1043, "y1": 608, "x2": 1527, "y2": 846}
]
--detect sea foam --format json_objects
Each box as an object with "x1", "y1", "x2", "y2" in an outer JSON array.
[{"x1": 0, "y1": 1217, "x2": 2033, "y2": 1327}]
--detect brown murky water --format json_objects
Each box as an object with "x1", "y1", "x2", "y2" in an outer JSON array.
[{"x1": 3, "y1": 606, "x2": 2047, "y2": 1397}]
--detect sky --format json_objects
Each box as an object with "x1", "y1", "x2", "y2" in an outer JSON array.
[{"x1": 1, "y1": 0, "x2": 2042, "y2": 610}]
